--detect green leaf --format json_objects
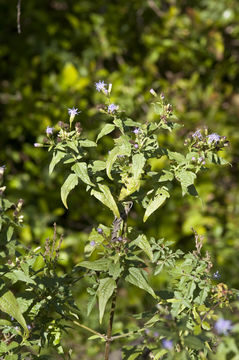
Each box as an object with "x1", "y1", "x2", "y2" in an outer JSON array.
[
  {"x1": 96, "y1": 124, "x2": 115, "y2": 142},
  {"x1": 119, "y1": 177, "x2": 140, "y2": 201},
  {"x1": 79, "y1": 139, "x2": 97, "y2": 147},
  {"x1": 5, "y1": 270, "x2": 36, "y2": 285},
  {"x1": 91, "y1": 184, "x2": 120, "y2": 218},
  {"x1": 207, "y1": 152, "x2": 229, "y2": 165},
  {"x1": 87, "y1": 294, "x2": 97, "y2": 316},
  {"x1": 61, "y1": 173, "x2": 79, "y2": 208},
  {"x1": 0, "y1": 290, "x2": 28, "y2": 335},
  {"x1": 77, "y1": 259, "x2": 110, "y2": 271},
  {"x1": 91, "y1": 161, "x2": 106, "y2": 173},
  {"x1": 132, "y1": 153, "x2": 146, "y2": 179},
  {"x1": 49, "y1": 150, "x2": 66, "y2": 175},
  {"x1": 97, "y1": 278, "x2": 116, "y2": 323},
  {"x1": 130, "y1": 235, "x2": 153, "y2": 261},
  {"x1": 154, "y1": 350, "x2": 168, "y2": 359},
  {"x1": 184, "y1": 335, "x2": 204, "y2": 350},
  {"x1": 72, "y1": 162, "x2": 95, "y2": 187},
  {"x1": 158, "y1": 170, "x2": 174, "y2": 182},
  {"x1": 125, "y1": 268, "x2": 156, "y2": 298},
  {"x1": 106, "y1": 135, "x2": 131, "y2": 179},
  {"x1": 143, "y1": 188, "x2": 170, "y2": 222},
  {"x1": 176, "y1": 170, "x2": 197, "y2": 196},
  {"x1": 168, "y1": 151, "x2": 186, "y2": 164}
]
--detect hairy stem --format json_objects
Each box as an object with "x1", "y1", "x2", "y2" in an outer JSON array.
[{"x1": 104, "y1": 287, "x2": 118, "y2": 360}]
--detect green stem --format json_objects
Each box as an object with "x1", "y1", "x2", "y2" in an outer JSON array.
[
  {"x1": 73, "y1": 320, "x2": 106, "y2": 340},
  {"x1": 104, "y1": 287, "x2": 118, "y2": 360},
  {"x1": 111, "y1": 326, "x2": 148, "y2": 340}
]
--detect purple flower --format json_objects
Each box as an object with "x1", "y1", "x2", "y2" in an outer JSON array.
[
  {"x1": 134, "y1": 144, "x2": 139, "y2": 149},
  {"x1": 133, "y1": 128, "x2": 140, "y2": 135},
  {"x1": 160, "y1": 93, "x2": 165, "y2": 99},
  {"x1": 145, "y1": 329, "x2": 150, "y2": 335},
  {"x1": 207, "y1": 133, "x2": 221, "y2": 144},
  {"x1": 46, "y1": 126, "x2": 54, "y2": 135},
  {"x1": 117, "y1": 236, "x2": 123, "y2": 241},
  {"x1": 97, "y1": 228, "x2": 103, "y2": 234},
  {"x1": 108, "y1": 104, "x2": 118, "y2": 113},
  {"x1": 27, "y1": 325, "x2": 31, "y2": 330},
  {"x1": 215, "y1": 318, "x2": 232, "y2": 335},
  {"x1": 191, "y1": 156, "x2": 196, "y2": 161},
  {"x1": 90, "y1": 240, "x2": 95, "y2": 246},
  {"x1": 68, "y1": 107, "x2": 81, "y2": 117},
  {"x1": 192, "y1": 130, "x2": 203, "y2": 140},
  {"x1": 150, "y1": 88, "x2": 157, "y2": 97},
  {"x1": 213, "y1": 270, "x2": 221, "y2": 280},
  {"x1": 162, "y1": 339, "x2": 173, "y2": 350},
  {"x1": 153, "y1": 331, "x2": 159, "y2": 337},
  {"x1": 95, "y1": 80, "x2": 107, "y2": 92},
  {"x1": 34, "y1": 143, "x2": 41, "y2": 147}
]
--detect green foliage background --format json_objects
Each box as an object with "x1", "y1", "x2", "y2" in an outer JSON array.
[{"x1": 1, "y1": 0, "x2": 239, "y2": 357}]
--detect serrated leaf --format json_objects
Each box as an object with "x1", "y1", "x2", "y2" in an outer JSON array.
[
  {"x1": 61, "y1": 173, "x2": 78, "y2": 208},
  {"x1": 91, "y1": 184, "x2": 120, "y2": 218},
  {"x1": 143, "y1": 188, "x2": 169, "y2": 222},
  {"x1": 97, "y1": 278, "x2": 116, "y2": 323},
  {"x1": 77, "y1": 259, "x2": 110, "y2": 271},
  {"x1": 125, "y1": 268, "x2": 156, "y2": 298},
  {"x1": 0, "y1": 290, "x2": 28, "y2": 335},
  {"x1": 132, "y1": 153, "x2": 146, "y2": 179},
  {"x1": 96, "y1": 124, "x2": 115, "y2": 142},
  {"x1": 72, "y1": 162, "x2": 95, "y2": 187},
  {"x1": 130, "y1": 235, "x2": 153, "y2": 261},
  {"x1": 49, "y1": 150, "x2": 66, "y2": 175}
]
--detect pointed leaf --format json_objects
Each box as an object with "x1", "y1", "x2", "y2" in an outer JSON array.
[
  {"x1": 72, "y1": 162, "x2": 95, "y2": 187},
  {"x1": 97, "y1": 278, "x2": 116, "y2": 323},
  {"x1": 143, "y1": 188, "x2": 169, "y2": 222},
  {"x1": 61, "y1": 173, "x2": 78, "y2": 208},
  {"x1": 91, "y1": 184, "x2": 120, "y2": 218},
  {"x1": 49, "y1": 150, "x2": 66, "y2": 175},
  {"x1": 125, "y1": 268, "x2": 156, "y2": 298},
  {"x1": 132, "y1": 154, "x2": 146, "y2": 180},
  {"x1": 130, "y1": 235, "x2": 153, "y2": 261},
  {"x1": 0, "y1": 290, "x2": 28, "y2": 335},
  {"x1": 96, "y1": 124, "x2": 115, "y2": 142},
  {"x1": 176, "y1": 170, "x2": 197, "y2": 196}
]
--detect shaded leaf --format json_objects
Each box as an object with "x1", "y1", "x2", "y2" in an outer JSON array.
[
  {"x1": 132, "y1": 153, "x2": 146, "y2": 179},
  {"x1": 77, "y1": 259, "x2": 110, "y2": 271},
  {"x1": 49, "y1": 150, "x2": 66, "y2": 175},
  {"x1": 130, "y1": 235, "x2": 153, "y2": 261}
]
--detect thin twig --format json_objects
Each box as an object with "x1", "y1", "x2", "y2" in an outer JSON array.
[
  {"x1": 73, "y1": 320, "x2": 106, "y2": 340},
  {"x1": 17, "y1": 0, "x2": 21, "y2": 34}
]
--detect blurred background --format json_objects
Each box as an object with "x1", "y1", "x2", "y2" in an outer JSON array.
[{"x1": 1, "y1": 0, "x2": 239, "y2": 357}]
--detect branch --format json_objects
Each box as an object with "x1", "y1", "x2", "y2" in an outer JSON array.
[{"x1": 17, "y1": 0, "x2": 21, "y2": 34}]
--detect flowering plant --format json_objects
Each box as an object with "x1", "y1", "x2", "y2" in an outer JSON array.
[{"x1": 0, "y1": 83, "x2": 238, "y2": 359}]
